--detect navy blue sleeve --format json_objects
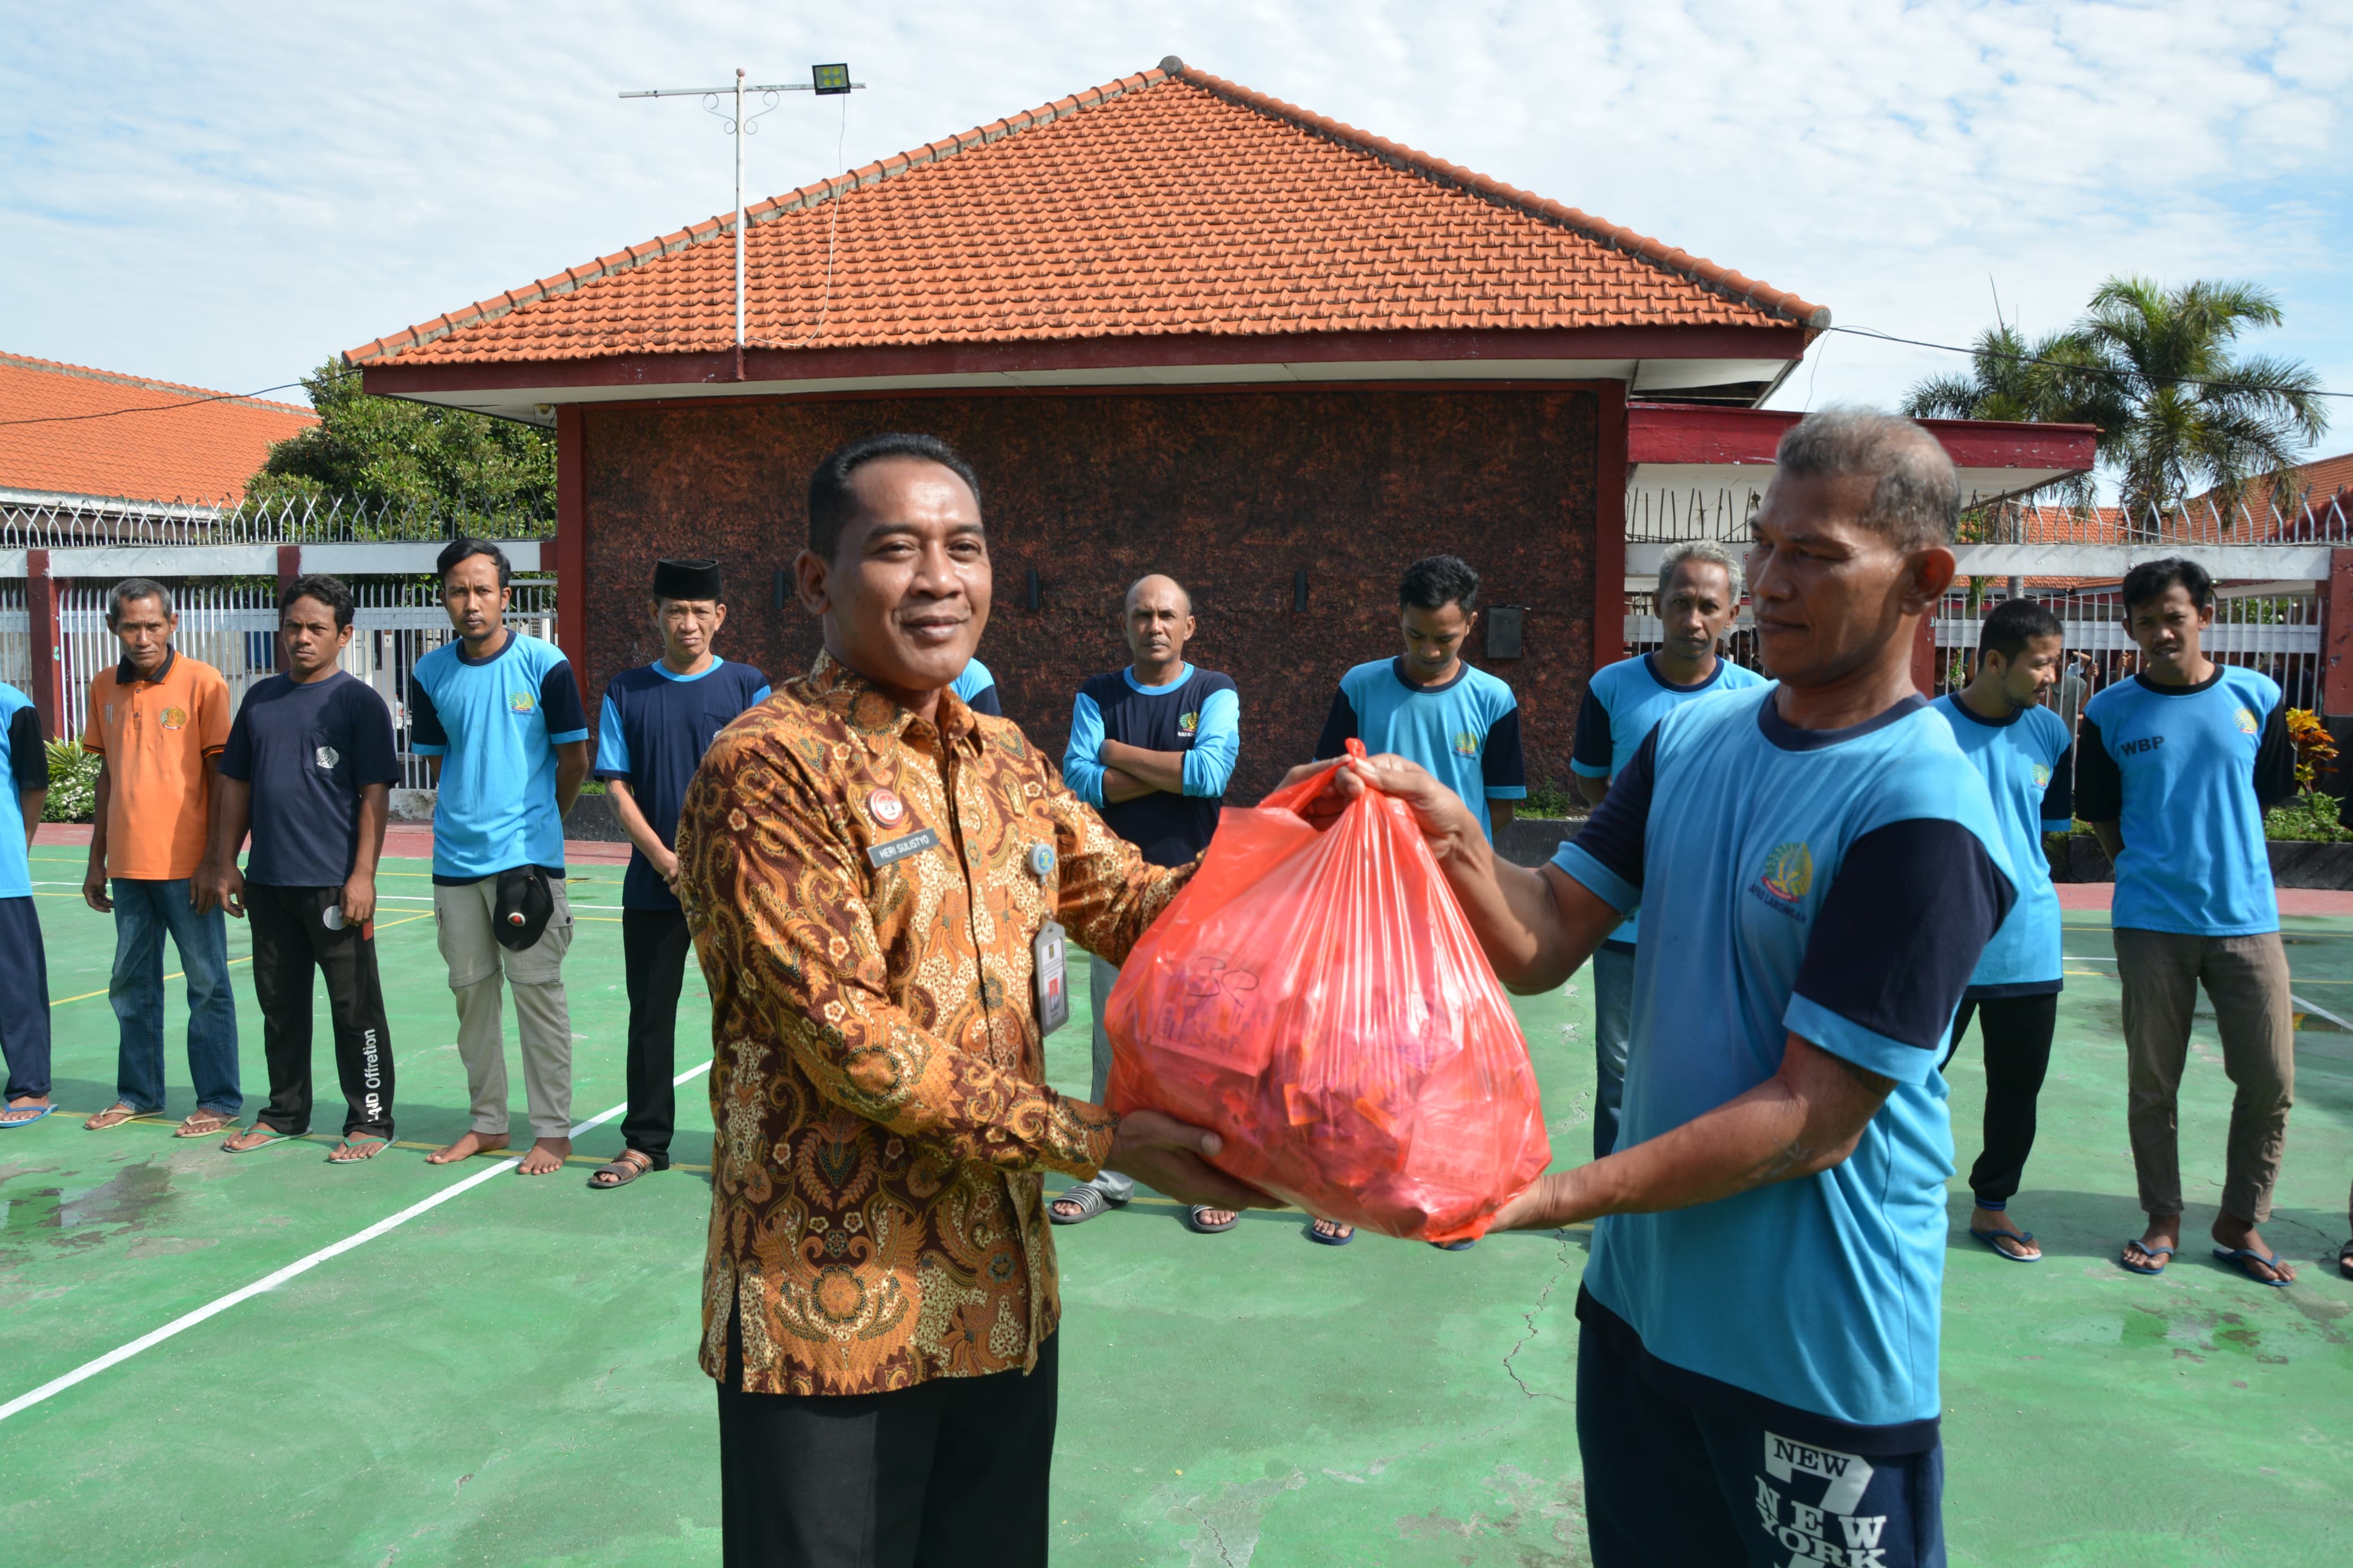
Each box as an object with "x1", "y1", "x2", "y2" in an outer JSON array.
[
  {"x1": 2040, "y1": 742, "x2": 2075, "y2": 829},
  {"x1": 1481, "y1": 706, "x2": 1527, "y2": 795},
  {"x1": 1560, "y1": 724, "x2": 1655, "y2": 897},
  {"x1": 1313, "y1": 686, "x2": 1357, "y2": 762},
  {"x1": 2072, "y1": 716, "x2": 2119, "y2": 820},
  {"x1": 1792, "y1": 819, "x2": 2015, "y2": 1059},
  {"x1": 219, "y1": 696, "x2": 256, "y2": 783},
  {"x1": 2255, "y1": 700, "x2": 2295, "y2": 809},
  {"x1": 344, "y1": 683, "x2": 400, "y2": 787},
  {"x1": 8, "y1": 707, "x2": 44, "y2": 792},
  {"x1": 409, "y1": 678, "x2": 447, "y2": 753},
  {"x1": 541, "y1": 661, "x2": 589, "y2": 743},
  {"x1": 964, "y1": 680, "x2": 1003, "y2": 718},
  {"x1": 1571, "y1": 685, "x2": 1613, "y2": 777}
]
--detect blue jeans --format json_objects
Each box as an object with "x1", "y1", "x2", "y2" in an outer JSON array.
[
  {"x1": 109, "y1": 878, "x2": 240, "y2": 1116},
  {"x1": 1591, "y1": 943, "x2": 1635, "y2": 1161}
]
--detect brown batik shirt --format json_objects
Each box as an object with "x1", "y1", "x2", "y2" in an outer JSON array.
[{"x1": 676, "y1": 650, "x2": 1193, "y2": 1396}]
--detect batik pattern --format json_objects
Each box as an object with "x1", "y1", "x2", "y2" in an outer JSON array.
[{"x1": 679, "y1": 651, "x2": 1191, "y2": 1394}]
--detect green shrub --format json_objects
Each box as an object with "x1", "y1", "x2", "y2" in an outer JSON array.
[
  {"x1": 44, "y1": 738, "x2": 100, "y2": 823},
  {"x1": 2263, "y1": 793, "x2": 2353, "y2": 843},
  {"x1": 1520, "y1": 780, "x2": 1586, "y2": 819}
]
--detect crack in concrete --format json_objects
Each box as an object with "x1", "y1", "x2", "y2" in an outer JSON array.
[{"x1": 1503, "y1": 1228, "x2": 1574, "y2": 1402}]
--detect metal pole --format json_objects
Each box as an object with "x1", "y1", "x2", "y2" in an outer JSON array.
[{"x1": 734, "y1": 68, "x2": 746, "y2": 355}]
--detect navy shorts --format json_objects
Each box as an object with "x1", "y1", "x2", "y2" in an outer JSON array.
[{"x1": 1577, "y1": 1318, "x2": 1945, "y2": 1567}]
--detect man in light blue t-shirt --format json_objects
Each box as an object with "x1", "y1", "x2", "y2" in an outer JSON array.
[
  {"x1": 949, "y1": 655, "x2": 1002, "y2": 718},
  {"x1": 0, "y1": 681, "x2": 52, "y2": 1130},
  {"x1": 1281, "y1": 412, "x2": 2011, "y2": 1566},
  {"x1": 1570, "y1": 541, "x2": 1766, "y2": 1160},
  {"x1": 1932, "y1": 595, "x2": 2075, "y2": 1264},
  {"x1": 410, "y1": 539, "x2": 592, "y2": 1178},
  {"x1": 2078, "y1": 556, "x2": 2299, "y2": 1286}
]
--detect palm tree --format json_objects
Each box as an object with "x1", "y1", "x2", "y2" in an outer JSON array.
[
  {"x1": 1904, "y1": 323, "x2": 2121, "y2": 519},
  {"x1": 2074, "y1": 278, "x2": 2329, "y2": 522}
]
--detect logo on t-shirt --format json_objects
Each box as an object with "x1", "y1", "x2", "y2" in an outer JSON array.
[
  {"x1": 508, "y1": 690, "x2": 537, "y2": 715},
  {"x1": 158, "y1": 705, "x2": 189, "y2": 732},
  {"x1": 1451, "y1": 729, "x2": 1481, "y2": 758},
  {"x1": 2234, "y1": 706, "x2": 2259, "y2": 736},
  {"x1": 316, "y1": 746, "x2": 341, "y2": 770},
  {"x1": 2031, "y1": 762, "x2": 2053, "y2": 788},
  {"x1": 1757, "y1": 841, "x2": 1814, "y2": 906},
  {"x1": 1178, "y1": 711, "x2": 1200, "y2": 736}
]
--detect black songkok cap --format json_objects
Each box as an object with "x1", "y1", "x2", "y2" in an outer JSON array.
[{"x1": 652, "y1": 558, "x2": 723, "y2": 602}]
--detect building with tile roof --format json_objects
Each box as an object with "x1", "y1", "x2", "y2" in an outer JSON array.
[
  {"x1": 0, "y1": 353, "x2": 316, "y2": 517},
  {"x1": 348, "y1": 57, "x2": 2091, "y2": 797}
]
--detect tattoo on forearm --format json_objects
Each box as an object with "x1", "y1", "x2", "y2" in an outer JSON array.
[{"x1": 1739, "y1": 1138, "x2": 1817, "y2": 1189}]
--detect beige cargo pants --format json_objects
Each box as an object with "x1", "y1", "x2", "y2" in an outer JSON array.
[{"x1": 432, "y1": 875, "x2": 575, "y2": 1142}]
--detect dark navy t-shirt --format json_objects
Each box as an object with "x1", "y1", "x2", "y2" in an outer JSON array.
[
  {"x1": 595, "y1": 657, "x2": 772, "y2": 909},
  {"x1": 219, "y1": 671, "x2": 401, "y2": 888},
  {"x1": 1061, "y1": 664, "x2": 1240, "y2": 866}
]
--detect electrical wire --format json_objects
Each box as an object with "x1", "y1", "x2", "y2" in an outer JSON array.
[
  {"x1": 0, "y1": 381, "x2": 308, "y2": 428},
  {"x1": 1826, "y1": 325, "x2": 2351, "y2": 400},
  {"x1": 769, "y1": 89, "x2": 850, "y2": 351}
]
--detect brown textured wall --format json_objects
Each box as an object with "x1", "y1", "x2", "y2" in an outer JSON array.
[{"x1": 579, "y1": 388, "x2": 1599, "y2": 803}]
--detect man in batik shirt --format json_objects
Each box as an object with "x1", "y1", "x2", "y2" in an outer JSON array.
[{"x1": 677, "y1": 431, "x2": 1267, "y2": 1568}]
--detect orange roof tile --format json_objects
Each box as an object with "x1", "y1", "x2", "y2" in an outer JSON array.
[
  {"x1": 0, "y1": 353, "x2": 316, "y2": 506},
  {"x1": 2183, "y1": 451, "x2": 2353, "y2": 522},
  {"x1": 348, "y1": 59, "x2": 1826, "y2": 370}
]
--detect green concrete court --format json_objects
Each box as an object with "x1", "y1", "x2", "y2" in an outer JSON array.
[{"x1": 2, "y1": 844, "x2": 2350, "y2": 1566}]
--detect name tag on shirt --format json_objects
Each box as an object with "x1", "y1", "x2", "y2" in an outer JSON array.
[
  {"x1": 867, "y1": 827, "x2": 941, "y2": 869},
  {"x1": 1033, "y1": 918, "x2": 1070, "y2": 1034}
]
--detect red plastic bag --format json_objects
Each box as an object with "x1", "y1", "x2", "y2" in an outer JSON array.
[{"x1": 1105, "y1": 741, "x2": 1552, "y2": 1243}]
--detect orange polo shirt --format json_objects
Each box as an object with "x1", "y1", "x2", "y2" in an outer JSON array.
[{"x1": 82, "y1": 649, "x2": 231, "y2": 881}]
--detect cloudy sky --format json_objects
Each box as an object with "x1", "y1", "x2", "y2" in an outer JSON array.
[{"x1": 6, "y1": 1, "x2": 2347, "y2": 460}]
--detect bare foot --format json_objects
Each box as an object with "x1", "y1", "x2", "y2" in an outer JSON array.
[
  {"x1": 518, "y1": 1137, "x2": 571, "y2": 1176},
  {"x1": 1972, "y1": 1205, "x2": 2041, "y2": 1260},
  {"x1": 428, "y1": 1129, "x2": 508, "y2": 1165},
  {"x1": 2123, "y1": 1215, "x2": 2179, "y2": 1273},
  {"x1": 2212, "y1": 1212, "x2": 2295, "y2": 1284}
]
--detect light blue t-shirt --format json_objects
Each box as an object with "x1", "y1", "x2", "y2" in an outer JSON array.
[
  {"x1": 1555, "y1": 688, "x2": 2014, "y2": 1439},
  {"x1": 1932, "y1": 695, "x2": 2074, "y2": 996},
  {"x1": 1570, "y1": 653, "x2": 1770, "y2": 945},
  {"x1": 0, "y1": 681, "x2": 40, "y2": 899},
  {"x1": 2075, "y1": 667, "x2": 2294, "y2": 936},
  {"x1": 1315, "y1": 658, "x2": 1525, "y2": 841},
  {"x1": 950, "y1": 657, "x2": 1001, "y2": 716},
  {"x1": 410, "y1": 632, "x2": 590, "y2": 880}
]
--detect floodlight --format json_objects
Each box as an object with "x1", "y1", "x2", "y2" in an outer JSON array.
[{"x1": 812, "y1": 63, "x2": 852, "y2": 96}]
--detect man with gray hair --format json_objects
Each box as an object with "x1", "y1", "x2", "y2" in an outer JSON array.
[
  {"x1": 1570, "y1": 542, "x2": 1767, "y2": 1160},
  {"x1": 1281, "y1": 409, "x2": 2012, "y2": 1564},
  {"x1": 79, "y1": 578, "x2": 242, "y2": 1137},
  {"x1": 1051, "y1": 573, "x2": 1242, "y2": 1233}
]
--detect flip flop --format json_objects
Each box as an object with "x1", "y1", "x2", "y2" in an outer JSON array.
[
  {"x1": 1183, "y1": 1205, "x2": 1239, "y2": 1234},
  {"x1": 1307, "y1": 1220, "x2": 1355, "y2": 1246},
  {"x1": 83, "y1": 1103, "x2": 144, "y2": 1131},
  {"x1": 1430, "y1": 1239, "x2": 1477, "y2": 1251},
  {"x1": 0, "y1": 1104, "x2": 55, "y2": 1130},
  {"x1": 328, "y1": 1135, "x2": 391, "y2": 1163},
  {"x1": 1970, "y1": 1228, "x2": 2041, "y2": 1262},
  {"x1": 2119, "y1": 1241, "x2": 2174, "y2": 1276},
  {"x1": 2339, "y1": 1241, "x2": 2352, "y2": 1281},
  {"x1": 176, "y1": 1110, "x2": 238, "y2": 1139},
  {"x1": 221, "y1": 1125, "x2": 300, "y2": 1155},
  {"x1": 1047, "y1": 1183, "x2": 1127, "y2": 1225},
  {"x1": 2211, "y1": 1246, "x2": 2293, "y2": 1288}
]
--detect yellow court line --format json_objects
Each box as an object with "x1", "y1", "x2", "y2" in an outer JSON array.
[{"x1": 44, "y1": 912, "x2": 434, "y2": 1007}]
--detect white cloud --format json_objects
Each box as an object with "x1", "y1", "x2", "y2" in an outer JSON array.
[{"x1": 2, "y1": 1, "x2": 2345, "y2": 455}]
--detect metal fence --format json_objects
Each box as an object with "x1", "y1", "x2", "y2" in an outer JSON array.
[
  {"x1": 1, "y1": 490, "x2": 554, "y2": 550},
  {"x1": 1624, "y1": 486, "x2": 2353, "y2": 547},
  {"x1": 48, "y1": 578, "x2": 557, "y2": 788},
  {"x1": 0, "y1": 582, "x2": 26, "y2": 699}
]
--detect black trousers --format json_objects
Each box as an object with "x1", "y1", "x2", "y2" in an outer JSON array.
[
  {"x1": 716, "y1": 1316, "x2": 1056, "y2": 1568},
  {"x1": 246, "y1": 884, "x2": 394, "y2": 1138},
  {"x1": 622, "y1": 906, "x2": 691, "y2": 1164},
  {"x1": 1944, "y1": 992, "x2": 2058, "y2": 1206}
]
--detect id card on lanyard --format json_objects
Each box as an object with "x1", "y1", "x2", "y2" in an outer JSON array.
[{"x1": 1032, "y1": 919, "x2": 1070, "y2": 1035}]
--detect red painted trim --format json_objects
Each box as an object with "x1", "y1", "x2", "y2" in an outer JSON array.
[
  {"x1": 358, "y1": 325, "x2": 1810, "y2": 400},
  {"x1": 1628, "y1": 403, "x2": 2098, "y2": 473},
  {"x1": 25, "y1": 549, "x2": 63, "y2": 740},
  {"x1": 554, "y1": 405, "x2": 589, "y2": 705},
  {"x1": 507, "y1": 377, "x2": 1629, "y2": 421},
  {"x1": 2325, "y1": 548, "x2": 2353, "y2": 717},
  {"x1": 1594, "y1": 383, "x2": 1628, "y2": 675}
]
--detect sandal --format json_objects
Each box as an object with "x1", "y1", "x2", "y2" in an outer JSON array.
[
  {"x1": 83, "y1": 1102, "x2": 144, "y2": 1131},
  {"x1": 0, "y1": 1103, "x2": 55, "y2": 1129},
  {"x1": 221, "y1": 1124, "x2": 300, "y2": 1154},
  {"x1": 329, "y1": 1135, "x2": 391, "y2": 1163},
  {"x1": 175, "y1": 1109, "x2": 237, "y2": 1139},
  {"x1": 2339, "y1": 1240, "x2": 2352, "y2": 1281},
  {"x1": 2119, "y1": 1240, "x2": 2174, "y2": 1276},
  {"x1": 588, "y1": 1150, "x2": 655, "y2": 1190},
  {"x1": 1307, "y1": 1218, "x2": 1355, "y2": 1246},
  {"x1": 2211, "y1": 1246, "x2": 2294, "y2": 1289},
  {"x1": 1971, "y1": 1227, "x2": 2041, "y2": 1262},
  {"x1": 1048, "y1": 1183, "x2": 1128, "y2": 1225},
  {"x1": 1183, "y1": 1204, "x2": 1238, "y2": 1234}
]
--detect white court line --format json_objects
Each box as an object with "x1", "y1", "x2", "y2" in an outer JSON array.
[{"x1": 0, "y1": 1059, "x2": 714, "y2": 1425}]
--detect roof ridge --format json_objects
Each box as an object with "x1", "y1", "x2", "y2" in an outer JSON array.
[
  {"x1": 342, "y1": 64, "x2": 1178, "y2": 368},
  {"x1": 1163, "y1": 61, "x2": 1829, "y2": 332},
  {"x1": 0, "y1": 351, "x2": 317, "y2": 417}
]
